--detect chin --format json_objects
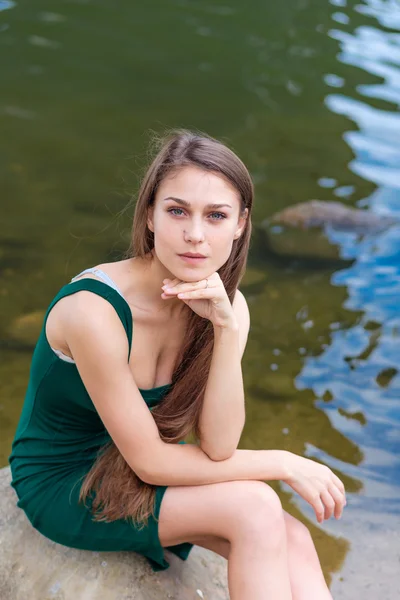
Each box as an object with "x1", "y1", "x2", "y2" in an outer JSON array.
[
  {"x1": 182, "y1": 267, "x2": 218, "y2": 283},
  {"x1": 159, "y1": 251, "x2": 218, "y2": 281},
  {"x1": 168, "y1": 265, "x2": 208, "y2": 283}
]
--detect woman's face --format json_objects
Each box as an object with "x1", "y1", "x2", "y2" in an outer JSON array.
[{"x1": 147, "y1": 165, "x2": 248, "y2": 282}]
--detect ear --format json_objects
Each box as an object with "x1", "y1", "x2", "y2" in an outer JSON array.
[
  {"x1": 147, "y1": 206, "x2": 154, "y2": 233},
  {"x1": 234, "y1": 207, "x2": 248, "y2": 240}
]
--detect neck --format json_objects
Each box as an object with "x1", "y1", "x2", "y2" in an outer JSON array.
[{"x1": 124, "y1": 252, "x2": 188, "y2": 319}]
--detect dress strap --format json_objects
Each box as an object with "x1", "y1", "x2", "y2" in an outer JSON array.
[
  {"x1": 70, "y1": 268, "x2": 125, "y2": 299},
  {"x1": 44, "y1": 279, "x2": 133, "y2": 362}
]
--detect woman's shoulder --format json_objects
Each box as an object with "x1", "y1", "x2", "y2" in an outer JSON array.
[
  {"x1": 72, "y1": 259, "x2": 129, "y2": 283},
  {"x1": 53, "y1": 259, "x2": 134, "y2": 331}
]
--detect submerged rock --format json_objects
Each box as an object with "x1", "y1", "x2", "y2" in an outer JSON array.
[
  {"x1": 261, "y1": 200, "x2": 399, "y2": 262},
  {"x1": 0, "y1": 467, "x2": 228, "y2": 600},
  {"x1": 7, "y1": 310, "x2": 45, "y2": 348},
  {"x1": 268, "y1": 200, "x2": 398, "y2": 233}
]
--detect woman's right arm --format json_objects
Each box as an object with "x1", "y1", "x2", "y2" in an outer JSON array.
[{"x1": 64, "y1": 292, "x2": 346, "y2": 522}]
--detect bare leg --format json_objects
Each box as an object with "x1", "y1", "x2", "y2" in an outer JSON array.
[
  {"x1": 187, "y1": 512, "x2": 332, "y2": 600},
  {"x1": 227, "y1": 506, "x2": 292, "y2": 600},
  {"x1": 284, "y1": 512, "x2": 332, "y2": 600},
  {"x1": 158, "y1": 480, "x2": 292, "y2": 600}
]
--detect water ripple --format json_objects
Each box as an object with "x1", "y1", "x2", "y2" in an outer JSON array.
[
  {"x1": 297, "y1": 0, "x2": 400, "y2": 516},
  {"x1": 0, "y1": 0, "x2": 16, "y2": 12}
]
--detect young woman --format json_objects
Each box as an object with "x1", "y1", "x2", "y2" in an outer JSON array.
[{"x1": 9, "y1": 130, "x2": 346, "y2": 599}]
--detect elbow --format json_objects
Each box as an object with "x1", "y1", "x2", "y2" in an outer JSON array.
[
  {"x1": 129, "y1": 440, "x2": 168, "y2": 486},
  {"x1": 127, "y1": 462, "x2": 155, "y2": 485},
  {"x1": 128, "y1": 455, "x2": 162, "y2": 486},
  {"x1": 200, "y1": 430, "x2": 243, "y2": 462},
  {"x1": 137, "y1": 465, "x2": 168, "y2": 486},
  {"x1": 135, "y1": 455, "x2": 167, "y2": 485},
  {"x1": 137, "y1": 468, "x2": 158, "y2": 485},
  {"x1": 201, "y1": 444, "x2": 237, "y2": 462}
]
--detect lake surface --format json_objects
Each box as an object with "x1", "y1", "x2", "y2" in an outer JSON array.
[{"x1": 1, "y1": 0, "x2": 399, "y2": 589}]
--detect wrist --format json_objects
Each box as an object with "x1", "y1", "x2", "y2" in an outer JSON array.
[
  {"x1": 213, "y1": 319, "x2": 239, "y2": 332},
  {"x1": 262, "y1": 449, "x2": 293, "y2": 481},
  {"x1": 280, "y1": 450, "x2": 294, "y2": 482}
]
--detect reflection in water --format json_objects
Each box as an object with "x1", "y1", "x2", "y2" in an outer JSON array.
[
  {"x1": 298, "y1": 0, "x2": 400, "y2": 514},
  {"x1": 295, "y1": 0, "x2": 400, "y2": 590},
  {"x1": 240, "y1": 0, "x2": 400, "y2": 587},
  {"x1": 0, "y1": 1, "x2": 16, "y2": 13}
]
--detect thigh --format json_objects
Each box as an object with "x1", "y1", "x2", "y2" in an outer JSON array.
[
  {"x1": 177, "y1": 511, "x2": 315, "y2": 562},
  {"x1": 158, "y1": 479, "x2": 281, "y2": 548},
  {"x1": 187, "y1": 534, "x2": 230, "y2": 559}
]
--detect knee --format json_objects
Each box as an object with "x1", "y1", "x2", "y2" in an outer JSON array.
[
  {"x1": 286, "y1": 515, "x2": 316, "y2": 560},
  {"x1": 228, "y1": 481, "x2": 285, "y2": 542}
]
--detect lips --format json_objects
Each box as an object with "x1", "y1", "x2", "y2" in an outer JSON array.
[
  {"x1": 178, "y1": 254, "x2": 207, "y2": 264},
  {"x1": 180, "y1": 253, "x2": 206, "y2": 258}
]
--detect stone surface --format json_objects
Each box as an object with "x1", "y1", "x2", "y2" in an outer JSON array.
[
  {"x1": 268, "y1": 200, "x2": 398, "y2": 233},
  {"x1": 260, "y1": 200, "x2": 399, "y2": 262},
  {"x1": 330, "y1": 527, "x2": 400, "y2": 600},
  {"x1": 2, "y1": 466, "x2": 399, "y2": 600},
  {"x1": 7, "y1": 309, "x2": 45, "y2": 348},
  {"x1": 0, "y1": 467, "x2": 228, "y2": 600}
]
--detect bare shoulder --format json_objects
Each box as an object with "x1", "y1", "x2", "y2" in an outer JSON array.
[
  {"x1": 57, "y1": 259, "x2": 130, "y2": 326},
  {"x1": 232, "y1": 289, "x2": 250, "y2": 323},
  {"x1": 232, "y1": 289, "x2": 250, "y2": 359},
  {"x1": 233, "y1": 287, "x2": 245, "y2": 305},
  {"x1": 49, "y1": 289, "x2": 128, "y2": 359},
  {"x1": 64, "y1": 291, "x2": 128, "y2": 342}
]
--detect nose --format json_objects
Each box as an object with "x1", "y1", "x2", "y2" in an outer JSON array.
[{"x1": 184, "y1": 220, "x2": 206, "y2": 243}]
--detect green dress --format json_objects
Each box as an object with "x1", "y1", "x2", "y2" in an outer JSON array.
[{"x1": 8, "y1": 276, "x2": 194, "y2": 571}]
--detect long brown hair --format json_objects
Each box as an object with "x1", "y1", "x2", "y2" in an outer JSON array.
[{"x1": 79, "y1": 129, "x2": 254, "y2": 528}]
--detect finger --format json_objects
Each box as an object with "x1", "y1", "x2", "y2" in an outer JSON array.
[
  {"x1": 162, "y1": 278, "x2": 181, "y2": 289},
  {"x1": 290, "y1": 483, "x2": 325, "y2": 523},
  {"x1": 163, "y1": 285, "x2": 194, "y2": 295},
  {"x1": 328, "y1": 482, "x2": 346, "y2": 519},
  {"x1": 162, "y1": 284, "x2": 184, "y2": 294},
  {"x1": 320, "y1": 489, "x2": 336, "y2": 521},
  {"x1": 177, "y1": 289, "x2": 215, "y2": 299},
  {"x1": 168, "y1": 279, "x2": 207, "y2": 293},
  {"x1": 306, "y1": 490, "x2": 325, "y2": 523},
  {"x1": 331, "y1": 472, "x2": 346, "y2": 496},
  {"x1": 162, "y1": 282, "x2": 195, "y2": 294}
]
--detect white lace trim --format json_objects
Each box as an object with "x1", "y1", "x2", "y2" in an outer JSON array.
[{"x1": 49, "y1": 267, "x2": 125, "y2": 363}]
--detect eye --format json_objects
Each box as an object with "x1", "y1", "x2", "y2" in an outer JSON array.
[
  {"x1": 167, "y1": 208, "x2": 185, "y2": 217},
  {"x1": 210, "y1": 212, "x2": 227, "y2": 220},
  {"x1": 167, "y1": 208, "x2": 227, "y2": 221}
]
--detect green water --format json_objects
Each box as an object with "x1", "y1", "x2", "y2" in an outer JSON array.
[{"x1": 1, "y1": 0, "x2": 399, "y2": 587}]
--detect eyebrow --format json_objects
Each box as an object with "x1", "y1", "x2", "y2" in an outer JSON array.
[{"x1": 163, "y1": 196, "x2": 233, "y2": 210}]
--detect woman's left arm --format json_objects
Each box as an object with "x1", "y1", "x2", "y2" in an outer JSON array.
[{"x1": 198, "y1": 290, "x2": 250, "y2": 461}]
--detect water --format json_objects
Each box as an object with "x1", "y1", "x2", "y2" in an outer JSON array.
[{"x1": 1, "y1": 0, "x2": 399, "y2": 589}]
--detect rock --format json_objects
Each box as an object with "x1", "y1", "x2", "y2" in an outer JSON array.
[
  {"x1": 267, "y1": 200, "x2": 398, "y2": 233},
  {"x1": 261, "y1": 200, "x2": 399, "y2": 262},
  {"x1": 7, "y1": 310, "x2": 45, "y2": 347},
  {"x1": 329, "y1": 510, "x2": 400, "y2": 600},
  {"x1": 0, "y1": 467, "x2": 229, "y2": 600}
]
